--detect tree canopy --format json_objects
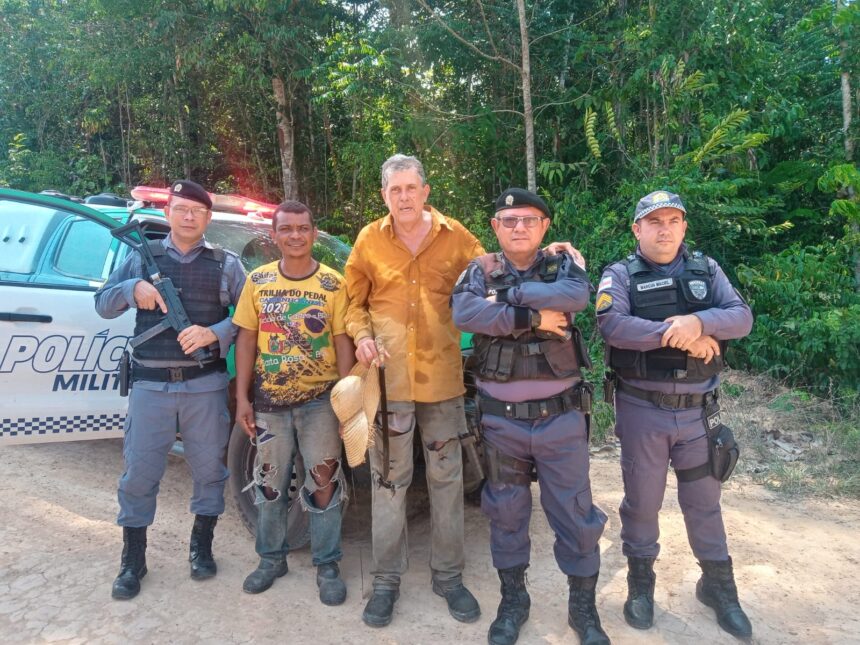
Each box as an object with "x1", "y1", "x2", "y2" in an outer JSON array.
[{"x1": 1, "y1": 0, "x2": 858, "y2": 393}]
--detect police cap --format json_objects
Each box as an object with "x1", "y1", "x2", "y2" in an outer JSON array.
[
  {"x1": 634, "y1": 190, "x2": 686, "y2": 222},
  {"x1": 495, "y1": 187, "x2": 551, "y2": 220},
  {"x1": 170, "y1": 179, "x2": 212, "y2": 209}
]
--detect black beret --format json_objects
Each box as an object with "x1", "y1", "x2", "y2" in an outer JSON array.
[
  {"x1": 495, "y1": 187, "x2": 551, "y2": 219},
  {"x1": 170, "y1": 179, "x2": 212, "y2": 209}
]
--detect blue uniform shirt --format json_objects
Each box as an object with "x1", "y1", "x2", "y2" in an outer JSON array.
[
  {"x1": 453, "y1": 250, "x2": 591, "y2": 401},
  {"x1": 597, "y1": 244, "x2": 753, "y2": 395}
]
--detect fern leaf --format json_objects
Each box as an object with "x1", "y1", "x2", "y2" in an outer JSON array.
[{"x1": 584, "y1": 107, "x2": 601, "y2": 159}]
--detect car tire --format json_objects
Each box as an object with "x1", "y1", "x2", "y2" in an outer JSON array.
[{"x1": 227, "y1": 423, "x2": 310, "y2": 548}]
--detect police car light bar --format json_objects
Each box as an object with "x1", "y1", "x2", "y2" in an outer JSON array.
[
  {"x1": 130, "y1": 186, "x2": 277, "y2": 217},
  {"x1": 212, "y1": 194, "x2": 277, "y2": 218},
  {"x1": 130, "y1": 186, "x2": 172, "y2": 205}
]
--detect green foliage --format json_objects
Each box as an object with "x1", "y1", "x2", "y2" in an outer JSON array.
[
  {"x1": 736, "y1": 242, "x2": 860, "y2": 392},
  {"x1": 0, "y1": 0, "x2": 858, "y2": 403},
  {"x1": 583, "y1": 107, "x2": 601, "y2": 160}
]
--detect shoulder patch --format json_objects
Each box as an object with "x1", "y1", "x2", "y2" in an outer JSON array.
[
  {"x1": 452, "y1": 265, "x2": 474, "y2": 296},
  {"x1": 598, "y1": 275, "x2": 612, "y2": 292},
  {"x1": 454, "y1": 267, "x2": 469, "y2": 288},
  {"x1": 595, "y1": 291, "x2": 613, "y2": 313}
]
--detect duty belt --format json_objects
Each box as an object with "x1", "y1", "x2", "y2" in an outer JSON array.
[
  {"x1": 478, "y1": 384, "x2": 592, "y2": 420},
  {"x1": 617, "y1": 381, "x2": 717, "y2": 409},
  {"x1": 132, "y1": 360, "x2": 226, "y2": 383}
]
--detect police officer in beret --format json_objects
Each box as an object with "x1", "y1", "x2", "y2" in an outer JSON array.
[
  {"x1": 95, "y1": 180, "x2": 247, "y2": 600},
  {"x1": 453, "y1": 188, "x2": 610, "y2": 645},
  {"x1": 597, "y1": 190, "x2": 754, "y2": 638}
]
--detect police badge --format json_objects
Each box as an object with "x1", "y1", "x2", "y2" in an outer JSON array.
[{"x1": 689, "y1": 279, "x2": 708, "y2": 300}]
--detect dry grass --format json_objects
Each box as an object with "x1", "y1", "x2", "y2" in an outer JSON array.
[{"x1": 719, "y1": 370, "x2": 860, "y2": 497}]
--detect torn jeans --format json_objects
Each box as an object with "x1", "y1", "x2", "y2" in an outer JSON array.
[{"x1": 252, "y1": 392, "x2": 346, "y2": 566}]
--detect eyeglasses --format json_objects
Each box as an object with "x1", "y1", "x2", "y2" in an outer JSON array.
[
  {"x1": 170, "y1": 205, "x2": 209, "y2": 217},
  {"x1": 496, "y1": 215, "x2": 546, "y2": 229}
]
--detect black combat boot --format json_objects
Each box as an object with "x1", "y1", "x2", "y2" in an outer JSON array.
[
  {"x1": 567, "y1": 574, "x2": 611, "y2": 645},
  {"x1": 111, "y1": 526, "x2": 147, "y2": 600},
  {"x1": 488, "y1": 565, "x2": 530, "y2": 645},
  {"x1": 189, "y1": 514, "x2": 218, "y2": 580},
  {"x1": 362, "y1": 588, "x2": 400, "y2": 627},
  {"x1": 624, "y1": 556, "x2": 656, "y2": 629},
  {"x1": 696, "y1": 557, "x2": 752, "y2": 640}
]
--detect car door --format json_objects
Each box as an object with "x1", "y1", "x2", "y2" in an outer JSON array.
[{"x1": 0, "y1": 188, "x2": 131, "y2": 445}]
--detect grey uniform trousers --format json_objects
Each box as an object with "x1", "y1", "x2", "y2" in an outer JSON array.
[
  {"x1": 481, "y1": 407, "x2": 606, "y2": 577},
  {"x1": 117, "y1": 386, "x2": 231, "y2": 527},
  {"x1": 615, "y1": 390, "x2": 728, "y2": 561}
]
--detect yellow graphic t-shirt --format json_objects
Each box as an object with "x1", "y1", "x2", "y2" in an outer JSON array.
[{"x1": 233, "y1": 261, "x2": 348, "y2": 409}]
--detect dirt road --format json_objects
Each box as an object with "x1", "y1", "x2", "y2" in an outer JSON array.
[{"x1": 1, "y1": 439, "x2": 858, "y2": 644}]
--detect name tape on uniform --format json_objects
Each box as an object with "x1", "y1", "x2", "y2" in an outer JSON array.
[{"x1": 636, "y1": 278, "x2": 674, "y2": 292}]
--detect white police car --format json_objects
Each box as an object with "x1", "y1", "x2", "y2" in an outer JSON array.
[{"x1": 0, "y1": 186, "x2": 351, "y2": 541}]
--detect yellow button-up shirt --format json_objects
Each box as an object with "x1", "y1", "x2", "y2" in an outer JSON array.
[{"x1": 344, "y1": 207, "x2": 484, "y2": 402}]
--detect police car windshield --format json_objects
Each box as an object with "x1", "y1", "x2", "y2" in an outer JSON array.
[{"x1": 204, "y1": 219, "x2": 351, "y2": 273}]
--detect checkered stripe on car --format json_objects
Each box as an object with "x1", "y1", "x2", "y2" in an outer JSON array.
[{"x1": 0, "y1": 414, "x2": 126, "y2": 438}]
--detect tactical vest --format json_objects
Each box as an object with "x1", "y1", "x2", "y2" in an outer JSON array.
[
  {"x1": 133, "y1": 242, "x2": 228, "y2": 364},
  {"x1": 469, "y1": 252, "x2": 590, "y2": 382},
  {"x1": 606, "y1": 251, "x2": 725, "y2": 382}
]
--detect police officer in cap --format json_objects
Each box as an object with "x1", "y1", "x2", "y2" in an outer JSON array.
[
  {"x1": 95, "y1": 180, "x2": 247, "y2": 599},
  {"x1": 453, "y1": 188, "x2": 609, "y2": 645},
  {"x1": 597, "y1": 190, "x2": 754, "y2": 638}
]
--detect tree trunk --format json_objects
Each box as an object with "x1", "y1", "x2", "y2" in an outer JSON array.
[
  {"x1": 516, "y1": 0, "x2": 536, "y2": 192},
  {"x1": 272, "y1": 74, "x2": 298, "y2": 200},
  {"x1": 556, "y1": 14, "x2": 573, "y2": 162},
  {"x1": 837, "y1": 0, "x2": 858, "y2": 291},
  {"x1": 117, "y1": 88, "x2": 128, "y2": 189}
]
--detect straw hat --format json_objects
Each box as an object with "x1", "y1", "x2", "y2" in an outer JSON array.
[{"x1": 331, "y1": 362, "x2": 380, "y2": 467}]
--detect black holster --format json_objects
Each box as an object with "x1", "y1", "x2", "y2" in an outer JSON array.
[
  {"x1": 603, "y1": 371, "x2": 616, "y2": 404},
  {"x1": 675, "y1": 398, "x2": 739, "y2": 483},
  {"x1": 484, "y1": 443, "x2": 534, "y2": 486},
  {"x1": 119, "y1": 350, "x2": 131, "y2": 397},
  {"x1": 459, "y1": 404, "x2": 485, "y2": 482},
  {"x1": 703, "y1": 399, "x2": 740, "y2": 482}
]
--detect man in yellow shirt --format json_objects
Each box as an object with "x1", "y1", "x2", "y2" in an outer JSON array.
[
  {"x1": 346, "y1": 154, "x2": 484, "y2": 627},
  {"x1": 233, "y1": 200, "x2": 354, "y2": 605}
]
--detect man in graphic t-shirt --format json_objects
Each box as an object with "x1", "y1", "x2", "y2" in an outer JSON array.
[{"x1": 233, "y1": 200, "x2": 354, "y2": 605}]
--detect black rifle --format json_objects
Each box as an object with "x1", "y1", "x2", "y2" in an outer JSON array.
[{"x1": 111, "y1": 221, "x2": 215, "y2": 367}]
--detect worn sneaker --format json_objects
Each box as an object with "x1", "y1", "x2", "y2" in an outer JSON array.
[
  {"x1": 316, "y1": 562, "x2": 347, "y2": 606},
  {"x1": 432, "y1": 580, "x2": 481, "y2": 623},
  {"x1": 242, "y1": 560, "x2": 288, "y2": 594},
  {"x1": 362, "y1": 588, "x2": 399, "y2": 627}
]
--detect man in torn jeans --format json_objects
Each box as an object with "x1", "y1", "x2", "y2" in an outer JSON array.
[{"x1": 233, "y1": 200, "x2": 355, "y2": 604}]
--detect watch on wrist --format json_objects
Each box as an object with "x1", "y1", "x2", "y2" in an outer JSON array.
[{"x1": 530, "y1": 310, "x2": 542, "y2": 330}]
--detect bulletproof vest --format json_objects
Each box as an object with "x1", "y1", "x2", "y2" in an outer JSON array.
[
  {"x1": 134, "y1": 241, "x2": 228, "y2": 363},
  {"x1": 469, "y1": 252, "x2": 590, "y2": 383},
  {"x1": 606, "y1": 251, "x2": 726, "y2": 382}
]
